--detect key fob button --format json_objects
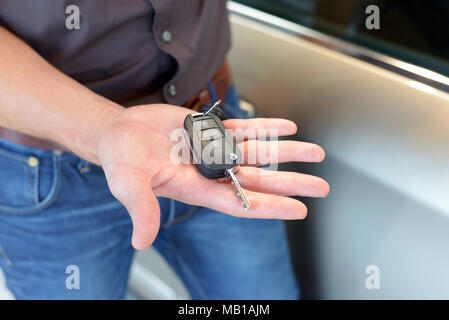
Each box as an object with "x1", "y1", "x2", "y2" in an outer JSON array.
[
  {"x1": 201, "y1": 140, "x2": 224, "y2": 165},
  {"x1": 201, "y1": 128, "x2": 222, "y2": 141},
  {"x1": 201, "y1": 139, "x2": 223, "y2": 153},
  {"x1": 198, "y1": 119, "x2": 218, "y2": 130}
]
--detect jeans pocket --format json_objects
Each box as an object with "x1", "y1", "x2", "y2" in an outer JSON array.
[
  {"x1": 0, "y1": 143, "x2": 61, "y2": 214},
  {"x1": 222, "y1": 85, "x2": 250, "y2": 120}
]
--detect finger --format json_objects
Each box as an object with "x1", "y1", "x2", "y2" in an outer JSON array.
[
  {"x1": 169, "y1": 168, "x2": 308, "y2": 219},
  {"x1": 235, "y1": 166, "x2": 330, "y2": 197},
  {"x1": 103, "y1": 164, "x2": 161, "y2": 250},
  {"x1": 223, "y1": 118, "x2": 297, "y2": 141},
  {"x1": 239, "y1": 140, "x2": 325, "y2": 165}
]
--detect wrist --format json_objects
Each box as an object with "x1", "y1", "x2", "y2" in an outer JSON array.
[{"x1": 70, "y1": 97, "x2": 125, "y2": 165}]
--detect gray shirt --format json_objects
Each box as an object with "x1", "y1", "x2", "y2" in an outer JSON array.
[{"x1": 0, "y1": 0, "x2": 230, "y2": 106}]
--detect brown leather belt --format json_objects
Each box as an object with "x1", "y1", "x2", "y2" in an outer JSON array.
[{"x1": 0, "y1": 59, "x2": 232, "y2": 151}]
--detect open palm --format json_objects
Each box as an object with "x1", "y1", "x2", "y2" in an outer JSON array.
[{"x1": 96, "y1": 104, "x2": 329, "y2": 249}]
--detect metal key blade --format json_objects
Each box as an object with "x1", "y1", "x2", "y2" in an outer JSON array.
[{"x1": 226, "y1": 168, "x2": 251, "y2": 212}]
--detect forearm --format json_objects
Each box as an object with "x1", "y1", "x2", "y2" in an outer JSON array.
[{"x1": 0, "y1": 26, "x2": 123, "y2": 164}]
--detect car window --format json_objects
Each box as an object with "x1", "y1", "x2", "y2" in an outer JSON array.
[{"x1": 233, "y1": 0, "x2": 449, "y2": 78}]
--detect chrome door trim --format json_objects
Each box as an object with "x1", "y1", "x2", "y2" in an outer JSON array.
[{"x1": 228, "y1": 1, "x2": 449, "y2": 93}]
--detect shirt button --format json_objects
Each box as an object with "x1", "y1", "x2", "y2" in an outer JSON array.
[
  {"x1": 161, "y1": 30, "x2": 172, "y2": 43},
  {"x1": 168, "y1": 84, "x2": 177, "y2": 97}
]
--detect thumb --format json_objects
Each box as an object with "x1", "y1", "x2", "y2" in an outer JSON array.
[
  {"x1": 104, "y1": 167, "x2": 161, "y2": 250},
  {"x1": 127, "y1": 188, "x2": 161, "y2": 250}
]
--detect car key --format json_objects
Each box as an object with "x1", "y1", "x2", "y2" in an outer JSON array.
[{"x1": 184, "y1": 100, "x2": 251, "y2": 211}]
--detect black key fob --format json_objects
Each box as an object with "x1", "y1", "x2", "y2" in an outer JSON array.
[{"x1": 184, "y1": 112, "x2": 241, "y2": 179}]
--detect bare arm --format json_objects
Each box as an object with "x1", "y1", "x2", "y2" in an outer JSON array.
[{"x1": 0, "y1": 26, "x2": 122, "y2": 164}]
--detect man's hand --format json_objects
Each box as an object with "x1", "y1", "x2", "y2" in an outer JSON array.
[
  {"x1": 0, "y1": 26, "x2": 328, "y2": 250},
  {"x1": 96, "y1": 105, "x2": 329, "y2": 250}
]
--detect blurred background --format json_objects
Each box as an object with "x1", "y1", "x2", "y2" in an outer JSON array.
[
  {"x1": 229, "y1": 0, "x2": 449, "y2": 299},
  {"x1": 2, "y1": 0, "x2": 449, "y2": 299}
]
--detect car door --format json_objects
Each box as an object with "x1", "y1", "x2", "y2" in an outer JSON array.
[{"x1": 227, "y1": 0, "x2": 449, "y2": 299}]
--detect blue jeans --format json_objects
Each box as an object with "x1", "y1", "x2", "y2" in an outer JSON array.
[{"x1": 0, "y1": 84, "x2": 299, "y2": 299}]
